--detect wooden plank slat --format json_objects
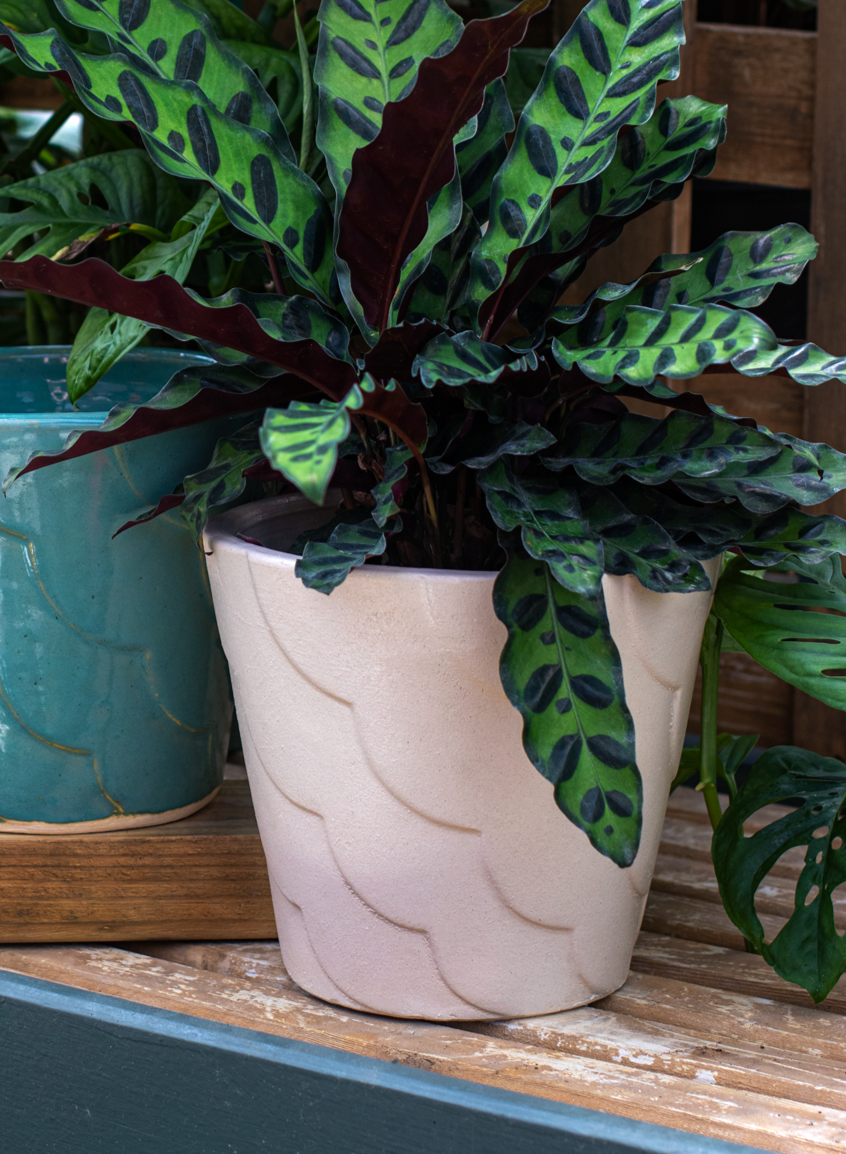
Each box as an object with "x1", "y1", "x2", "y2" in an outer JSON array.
[
  {"x1": 641, "y1": 891, "x2": 785, "y2": 952},
  {"x1": 691, "y1": 24, "x2": 816, "y2": 189},
  {"x1": 475, "y1": 1004, "x2": 846, "y2": 1112},
  {"x1": 0, "y1": 778, "x2": 276, "y2": 942},
  {"x1": 632, "y1": 931, "x2": 846, "y2": 1015},
  {"x1": 601, "y1": 970, "x2": 846, "y2": 1067},
  {"x1": 0, "y1": 943, "x2": 843, "y2": 1154}
]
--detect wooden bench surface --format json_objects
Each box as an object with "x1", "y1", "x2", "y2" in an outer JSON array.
[{"x1": 2, "y1": 782, "x2": 844, "y2": 1153}]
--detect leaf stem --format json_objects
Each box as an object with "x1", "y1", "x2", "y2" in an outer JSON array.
[
  {"x1": 262, "y1": 242, "x2": 285, "y2": 295},
  {"x1": 697, "y1": 613, "x2": 724, "y2": 831},
  {"x1": 451, "y1": 465, "x2": 467, "y2": 569}
]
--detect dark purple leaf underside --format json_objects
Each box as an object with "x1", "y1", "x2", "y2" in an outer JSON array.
[
  {"x1": 0, "y1": 256, "x2": 355, "y2": 396},
  {"x1": 0, "y1": 256, "x2": 428, "y2": 444},
  {"x1": 337, "y1": 0, "x2": 549, "y2": 335}
]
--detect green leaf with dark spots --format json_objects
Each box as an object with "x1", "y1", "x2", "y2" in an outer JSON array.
[
  {"x1": 576, "y1": 481, "x2": 713, "y2": 594},
  {"x1": 552, "y1": 225, "x2": 818, "y2": 335},
  {"x1": 56, "y1": 0, "x2": 295, "y2": 158},
  {"x1": 260, "y1": 385, "x2": 363, "y2": 504},
  {"x1": 179, "y1": 420, "x2": 265, "y2": 538},
  {"x1": 315, "y1": 0, "x2": 462, "y2": 200},
  {"x1": 479, "y1": 459, "x2": 602, "y2": 595},
  {"x1": 455, "y1": 79, "x2": 514, "y2": 222},
  {"x1": 544, "y1": 409, "x2": 846, "y2": 514},
  {"x1": 371, "y1": 444, "x2": 412, "y2": 526},
  {"x1": 552, "y1": 303, "x2": 777, "y2": 386},
  {"x1": 427, "y1": 419, "x2": 555, "y2": 474},
  {"x1": 468, "y1": 0, "x2": 685, "y2": 316},
  {"x1": 406, "y1": 203, "x2": 481, "y2": 325},
  {"x1": 509, "y1": 94, "x2": 725, "y2": 332},
  {"x1": 495, "y1": 552, "x2": 642, "y2": 867},
  {"x1": 728, "y1": 341, "x2": 846, "y2": 388},
  {"x1": 413, "y1": 329, "x2": 541, "y2": 388},
  {"x1": 296, "y1": 513, "x2": 389, "y2": 593},
  {"x1": 1, "y1": 21, "x2": 335, "y2": 303},
  {"x1": 712, "y1": 746, "x2": 846, "y2": 1003}
]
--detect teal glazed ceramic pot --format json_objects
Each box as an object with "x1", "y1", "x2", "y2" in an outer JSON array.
[{"x1": 0, "y1": 347, "x2": 233, "y2": 833}]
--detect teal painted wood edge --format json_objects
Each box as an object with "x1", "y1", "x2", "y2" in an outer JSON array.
[{"x1": 0, "y1": 971, "x2": 768, "y2": 1154}]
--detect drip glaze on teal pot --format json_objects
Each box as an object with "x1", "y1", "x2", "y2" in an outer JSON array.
[{"x1": 0, "y1": 348, "x2": 233, "y2": 829}]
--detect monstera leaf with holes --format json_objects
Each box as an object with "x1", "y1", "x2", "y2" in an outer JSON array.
[{"x1": 5, "y1": 0, "x2": 846, "y2": 907}]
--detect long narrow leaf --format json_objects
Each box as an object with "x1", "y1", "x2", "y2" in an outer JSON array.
[{"x1": 337, "y1": 0, "x2": 548, "y2": 333}]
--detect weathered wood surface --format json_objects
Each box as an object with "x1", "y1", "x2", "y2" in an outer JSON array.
[{"x1": 3, "y1": 792, "x2": 846, "y2": 1152}]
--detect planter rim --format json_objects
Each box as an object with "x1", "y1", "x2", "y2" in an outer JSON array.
[
  {"x1": 0, "y1": 346, "x2": 213, "y2": 426},
  {"x1": 206, "y1": 494, "x2": 502, "y2": 584}
]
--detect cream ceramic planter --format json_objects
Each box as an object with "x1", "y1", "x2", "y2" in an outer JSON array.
[{"x1": 205, "y1": 495, "x2": 717, "y2": 1021}]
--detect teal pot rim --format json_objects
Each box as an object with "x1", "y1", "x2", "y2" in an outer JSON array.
[{"x1": 0, "y1": 346, "x2": 213, "y2": 427}]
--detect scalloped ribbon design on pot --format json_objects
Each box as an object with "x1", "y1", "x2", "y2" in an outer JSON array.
[{"x1": 205, "y1": 495, "x2": 717, "y2": 1020}]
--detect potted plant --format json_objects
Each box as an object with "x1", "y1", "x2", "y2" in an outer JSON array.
[{"x1": 2, "y1": 0, "x2": 846, "y2": 1012}]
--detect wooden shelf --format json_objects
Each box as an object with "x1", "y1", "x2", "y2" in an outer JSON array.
[
  {"x1": 3, "y1": 786, "x2": 845, "y2": 1153},
  {"x1": 0, "y1": 773, "x2": 276, "y2": 942}
]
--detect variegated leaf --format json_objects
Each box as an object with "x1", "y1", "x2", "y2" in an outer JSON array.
[
  {"x1": 552, "y1": 303, "x2": 778, "y2": 385},
  {"x1": 55, "y1": 0, "x2": 295, "y2": 156},
  {"x1": 495, "y1": 552, "x2": 642, "y2": 867},
  {"x1": 1, "y1": 21, "x2": 335, "y2": 303},
  {"x1": 389, "y1": 170, "x2": 463, "y2": 325},
  {"x1": 608, "y1": 477, "x2": 846, "y2": 569},
  {"x1": 260, "y1": 385, "x2": 363, "y2": 504},
  {"x1": 455, "y1": 79, "x2": 514, "y2": 222},
  {"x1": 468, "y1": 0, "x2": 685, "y2": 320},
  {"x1": 502, "y1": 94, "x2": 726, "y2": 334},
  {"x1": 413, "y1": 329, "x2": 541, "y2": 388},
  {"x1": 296, "y1": 512, "x2": 389, "y2": 593},
  {"x1": 553, "y1": 225, "x2": 818, "y2": 334},
  {"x1": 576, "y1": 481, "x2": 712, "y2": 593},
  {"x1": 406, "y1": 203, "x2": 481, "y2": 325},
  {"x1": 544, "y1": 410, "x2": 846, "y2": 514},
  {"x1": 178, "y1": 421, "x2": 265, "y2": 538},
  {"x1": 371, "y1": 444, "x2": 413, "y2": 526},
  {"x1": 314, "y1": 0, "x2": 462, "y2": 198},
  {"x1": 479, "y1": 459, "x2": 602, "y2": 594},
  {"x1": 427, "y1": 418, "x2": 555, "y2": 473}
]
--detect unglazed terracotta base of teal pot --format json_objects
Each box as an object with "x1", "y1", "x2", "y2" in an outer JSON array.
[{"x1": 0, "y1": 348, "x2": 233, "y2": 833}]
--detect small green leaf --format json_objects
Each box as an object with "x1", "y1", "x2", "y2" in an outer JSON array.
[
  {"x1": 296, "y1": 513, "x2": 388, "y2": 594},
  {"x1": 712, "y1": 746, "x2": 846, "y2": 1003},
  {"x1": 371, "y1": 444, "x2": 412, "y2": 528},
  {"x1": 260, "y1": 385, "x2": 363, "y2": 505},
  {"x1": 414, "y1": 330, "x2": 540, "y2": 389},
  {"x1": 714, "y1": 557, "x2": 846, "y2": 710},
  {"x1": 480, "y1": 460, "x2": 602, "y2": 595},
  {"x1": 180, "y1": 421, "x2": 265, "y2": 538},
  {"x1": 495, "y1": 552, "x2": 642, "y2": 867}
]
